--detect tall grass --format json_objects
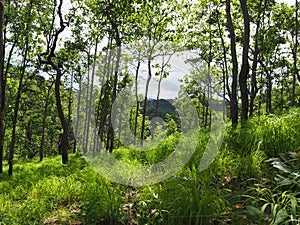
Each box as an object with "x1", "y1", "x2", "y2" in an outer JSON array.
[
  {"x1": 226, "y1": 108, "x2": 300, "y2": 157},
  {"x1": 0, "y1": 154, "x2": 123, "y2": 225},
  {"x1": 1, "y1": 109, "x2": 299, "y2": 224}
]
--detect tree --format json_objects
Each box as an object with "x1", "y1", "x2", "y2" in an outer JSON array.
[
  {"x1": 0, "y1": 0, "x2": 4, "y2": 173},
  {"x1": 226, "y1": 0, "x2": 239, "y2": 125},
  {"x1": 137, "y1": 1, "x2": 177, "y2": 144},
  {"x1": 39, "y1": 0, "x2": 69, "y2": 164},
  {"x1": 8, "y1": 0, "x2": 35, "y2": 175},
  {"x1": 239, "y1": 0, "x2": 250, "y2": 122},
  {"x1": 291, "y1": 0, "x2": 299, "y2": 106},
  {"x1": 249, "y1": 0, "x2": 265, "y2": 117},
  {"x1": 39, "y1": 80, "x2": 55, "y2": 161}
]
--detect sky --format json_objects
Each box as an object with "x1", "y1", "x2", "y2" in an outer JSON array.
[{"x1": 276, "y1": 0, "x2": 294, "y2": 5}]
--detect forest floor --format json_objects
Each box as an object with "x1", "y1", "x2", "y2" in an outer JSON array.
[
  {"x1": 1, "y1": 110, "x2": 300, "y2": 224},
  {"x1": 0, "y1": 152, "x2": 296, "y2": 225}
]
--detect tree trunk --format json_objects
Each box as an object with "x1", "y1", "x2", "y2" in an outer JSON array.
[
  {"x1": 292, "y1": 0, "x2": 299, "y2": 105},
  {"x1": 39, "y1": 0, "x2": 68, "y2": 164},
  {"x1": 226, "y1": 0, "x2": 239, "y2": 125},
  {"x1": 249, "y1": 6, "x2": 262, "y2": 116},
  {"x1": 85, "y1": 37, "x2": 98, "y2": 154},
  {"x1": 141, "y1": 58, "x2": 152, "y2": 145},
  {"x1": 55, "y1": 71, "x2": 69, "y2": 164},
  {"x1": 266, "y1": 70, "x2": 272, "y2": 113},
  {"x1": 74, "y1": 66, "x2": 82, "y2": 141},
  {"x1": 108, "y1": 44, "x2": 121, "y2": 152},
  {"x1": 8, "y1": 40, "x2": 29, "y2": 175},
  {"x1": 8, "y1": 1, "x2": 34, "y2": 172},
  {"x1": 239, "y1": 0, "x2": 250, "y2": 123},
  {"x1": 134, "y1": 59, "x2": 141, "y2": 146},
  {"x1": 217, "y1": 5, "x2": 230, "y2": 112},
  {"x1": 0, "y1": 0, "x2": 5, "y2": 174},
  {"x1": 68, "y1": 70, "x2": 76, "y2": 153},
  {"x1": 82, "y1": 51, "x2": 90, "y2": 154},
  {"x1": 156, "y1": 59, "x2": 164, "y2": 112},
  {"x1": 40, "y1": 80, "x2": 54, "y2": 162}
]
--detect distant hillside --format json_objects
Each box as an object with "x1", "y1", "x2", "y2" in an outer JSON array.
[{"x1": 140, "y1": 99, "x2": 177, "y2": 120}]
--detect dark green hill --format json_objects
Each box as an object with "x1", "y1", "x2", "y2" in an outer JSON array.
[{"x1": 141, "y1": 99, "x2": 177, "y2": 120}]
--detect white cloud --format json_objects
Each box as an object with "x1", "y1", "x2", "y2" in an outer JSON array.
[{"x1": 276, "y1": 0, "x2": 295, "y2": 5}]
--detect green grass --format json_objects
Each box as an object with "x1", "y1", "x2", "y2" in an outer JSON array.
[
  {"x1": 0, "y1": 154, "x2": 124, "y2": 225},
  {"x1": 1, "y1": 109, "x2": 300, "y2": 224}
]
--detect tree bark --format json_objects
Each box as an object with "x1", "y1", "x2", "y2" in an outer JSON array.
[
  {"x1": 239, "y1": 0, "x2": 250, "y2": 123},
  {"x1": 8, "y1": 40, "x2": 29, "y2": 175},
  {"x1": 249, "y1": 0, "x2": 263, "y2": 117},
  {"x1": 226, "y1": 0, "x2": 239, "y2": 125},
  {"x1": 85, "y1": 37, "x2": 98, "y2": 154},
  {"x1": 39, "y1": 80, "x2": 54, "y2": 162},
  {"x1": 55, "y1": 70, "x2": 69, "y2": 164},
  {"x1": 266, "y1": 70, "x2": 272, "y2": 113},
  {"x1": 82, "y1": 50, "x2": 90, "y2": 154},
  {"x1": 39, "y1": 0, "x2": 68, "y2": 164},
  {"x1": 216, "y1": 4, "x2": 230, "y2": 108},
  {"x1": 74, "y1": 66, "x2": 82, "y2": 140},
  {"x1": 8, "y1": 0, "x2": 34, "y2": 174},
  {"x1": 292, "y1": 0, "x2": 299, "y2": 106},
  {"x1": 134, "y1": 59, "x2": 141, "y2": 146},
  {"x1": 106, "y1": 9, "x2": 122, "y2": 152},
  {"x1": 140, "y1": 58, "x2": 152, "y2": 145},
  {"x1": 0, "y1": 0, "x2": 5, "y2": 174},
  {"x1": 108, "y1": 44, "x2": 121, "y2": 152}
]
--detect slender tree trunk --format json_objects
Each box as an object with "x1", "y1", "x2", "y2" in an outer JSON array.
[
  {"x1": 68, "y1": 70, "x2": 74, "y2": 128},
  {"x1": 82, "y1": 51, "x2": 91, "y2": 154},
  {"x1": 202, "y1": 90, "x2": 206, "y2": 126},
  {"x1": 39, "y1": 0, "x2": 68, "y2": 164},
  {"x1": 8, "y1": 40, "x2": 29, "y2": 175},
  {"x1": 134, "y1": 59, "x2": 141, "y2": 146},
  {"x1": 8, "y1": 1, "x2": 34, "y2": 172},
  {"x1": 105, "y1": 7, "x2": 122, "y2": 152},
  {"x1": 141, "y1": 58, "x2": 152, "y2": 145},
  {"x1": 226, "y1": 0, "x2": 239, "y2": 125},
  {"x1": 85, "y1": 37, "x2": 98, "y2": 154},
  {"x1": 0, "y1": 0, "x2": 5, "y2": 174},
  {"x1": 249, "y1": 0, "x2": 265, "y2": 117},
  {"x1": 156, "y1": 53, "x2": 172, "y2": 112},
  {"x1": 296, "y1": 0, "x2": 299, "y2": 83},
  {"x1": 55, "y1": 71, "x2": 69, "y2": 164},
  {"x1": 217, "y1": 4, "x2": 230, "y2": 104},
  {"x1": 156, "y1": 56, "x2": 164, "y2": 112},
  {"x1": 108, "y1": 44, "x2": 121, "y2": 152},
  {"x1": 292, "y1": 0, "x2": 299, "y2": 105},
  {"x1": 74, "y1": 66, "x2": 82, "y2": 139},
  {"x1": 239, "y1": 0, "x2": 250, "y2": 123},
  {"x1": 96, "y1": 38, "x2": 111, "y2": 151},
  {"x1": 40, "y1": 80, "x2": 54, "y2": 162},
  {"x1": 205, "y1": 64, "x2": 211, "y2": 129},
  {"x1": 249, "y1": 17, "x2": 260, "y2": 116},
  {"x1": 266, "y1": 70, "x2": 272, "y2": 113},
  {"x1": 68, "y1": 70, "x2": 76, "y2": 153}
]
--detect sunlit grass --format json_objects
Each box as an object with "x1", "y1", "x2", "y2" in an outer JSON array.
[{"x1": 1, "y1": 108, "x2": 300, "y2": 224}]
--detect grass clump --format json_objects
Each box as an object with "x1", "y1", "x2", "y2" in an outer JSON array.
[{"x1": 0, "y1": 154, "x2": 123, "y2": 225}]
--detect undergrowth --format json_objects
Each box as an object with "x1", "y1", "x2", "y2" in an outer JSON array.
[{"x1": 0, "y1": 108, "x2": 300, "y2": 224}]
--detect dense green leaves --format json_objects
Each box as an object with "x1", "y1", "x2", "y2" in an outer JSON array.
[{"x1": 0, "y1": 0, "x2": 299, "y2": 223}]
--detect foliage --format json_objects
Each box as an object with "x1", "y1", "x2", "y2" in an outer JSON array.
[
  {"x1": 0, "y1": 0, "x2": 300, "y2": 224},
  {"x1": 245, "y1": 151, "x2": 300, "y2": 225}
]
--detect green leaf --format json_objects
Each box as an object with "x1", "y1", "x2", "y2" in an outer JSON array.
[
  {"x1": 273, "y1": 208, "x2": 289, "y2": 225},
  {"x1": 245, "y1": 206, "x2": 263, "y2": 221}
]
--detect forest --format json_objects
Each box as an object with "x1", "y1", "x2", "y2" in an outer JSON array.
[{"x1": 0, "y1": 0, "x2": 300, "y2": 224}]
